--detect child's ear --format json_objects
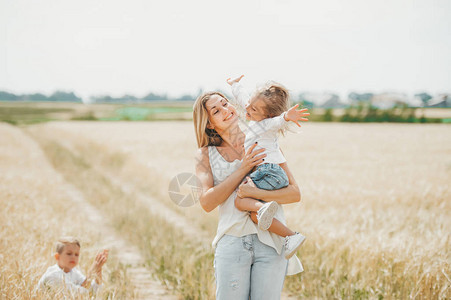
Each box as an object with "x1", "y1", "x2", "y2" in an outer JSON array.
[{"x1": 54, "y1": 253, "x2": 59, "y2": 260}]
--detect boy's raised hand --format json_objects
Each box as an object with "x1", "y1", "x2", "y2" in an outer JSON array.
[
  {"x1": 284, "y1": 104, "x2": 310, "y2": 127},
  {"x1": 84, "y1": 249, "x2": 109, "y2": 286},
  {"x1": 92, "y1": 249, "x2": 109, "y2": 284},
  {"x1": 97, "y1": 249, "x2": 108, "y2": 269},
  {"x1": 227, "y1": 75, "x2": 244, "y2": 86},
  {"x1": 91, "y1": 249, "x2": 108, "y2": 272}
]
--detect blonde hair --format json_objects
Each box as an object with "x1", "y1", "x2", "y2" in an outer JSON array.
[
  {"x1": 193, "y1": 92, "x2": 229, "y2": 148},
  {"x1": 56, "y1": 236, "x2": 80, "y2": 254},
  {"x1": 254, "y1": 81, "x2": 291, "y2": 134},
  {"x1": 254, "y1": 81, "x2": 290, "y2": 118}
]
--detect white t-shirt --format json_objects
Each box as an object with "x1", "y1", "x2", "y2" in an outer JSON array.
[
  {"x1": 37, "y1": 264, "x2": 100, "y2": 295},
  {"x1": 231, "y1": 82, "x2": 289, "y2": 165}
]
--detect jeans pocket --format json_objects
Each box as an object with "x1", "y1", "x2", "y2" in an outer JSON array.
[
  {"x1": 249, "y1": 169, "x2": 265, "y2": 182},
  {"x1": 262, "y1": 174, "x2": 278, "y2": 189}
]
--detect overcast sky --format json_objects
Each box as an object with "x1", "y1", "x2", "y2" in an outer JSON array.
[{"x1": 1, "y1": 0, "x2": 450, "y2": 99}]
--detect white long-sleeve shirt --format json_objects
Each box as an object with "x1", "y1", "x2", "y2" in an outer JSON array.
[
  {"x1": 37, "y1": 264, "x2": 101, "y2": 295},
  {"x1": 231, "y1": 82, "x2": 288, "y2": 164}
]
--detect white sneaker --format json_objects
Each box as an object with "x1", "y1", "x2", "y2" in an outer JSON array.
[
  {"x1": 284, "y1": 232, "x2": 306, "y2": 259},
  {"x1": 256, "y1": 201, "x2": 278, "y2": 230}
]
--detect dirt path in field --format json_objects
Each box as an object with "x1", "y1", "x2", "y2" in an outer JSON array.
[
  {"x1": 62, "y1": 182, "x2": 178, "y2": 300},
  {"x1": 2, "y1": 124, "x2": 178, "y2": 300},
  {"x1": 92, "y1": 165, "x2": 212, "y2": 244}
]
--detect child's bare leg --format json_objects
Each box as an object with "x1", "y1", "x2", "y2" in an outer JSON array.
[
  {"x1": 237, "y1": 198, "x2": 297, "y2": 237},
  {"x1": 249, "y1": 211, "x2": 295, "y2": 237},
  {"x1": 235, "y1": 196, "x2": 265, "y2": 212}
]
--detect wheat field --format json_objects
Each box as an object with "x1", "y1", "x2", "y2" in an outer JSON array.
[
  {"x1": 0, "y1": 124, "x2": 137, "y2": 299},
  {"x1": 1, "y1": 120, "x2": 450, "y2": 299}
]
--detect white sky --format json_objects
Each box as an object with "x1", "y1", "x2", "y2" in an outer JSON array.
[{"x1": 1, "y1": 0, "x2": 450, "y2": 99}]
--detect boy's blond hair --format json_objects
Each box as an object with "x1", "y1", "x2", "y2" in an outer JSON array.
[{"x1": 56, "y1": 236, "x2": 80, "y2": 254}]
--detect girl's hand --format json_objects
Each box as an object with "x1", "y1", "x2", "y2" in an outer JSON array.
[
  {"x1": 239, "y1": 142, "x2": 266, "y2": 174},
  {"x1": 284, "y1": 104, "x2": 310, "y2": 127},
  {"x1": 227, "y1": 75, "x2": 245, "y2": 86},
  {"x1": 237, "y1": 176, "x2": 258, "y2": 199}
]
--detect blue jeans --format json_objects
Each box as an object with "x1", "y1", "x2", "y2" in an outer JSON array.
[
  {"x1": 249, "y1": 163, "x2": 289, "y2": 190},
  {"x1": 214, "y1": 234, "x2": 288, "y2": 299}
]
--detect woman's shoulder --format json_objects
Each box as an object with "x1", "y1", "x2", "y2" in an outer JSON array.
[
  {"x1": 195, "y1": 147, "x2": 211, "y2": 169},
  {"x1": 196, "y1": 146, "x2": 210, "y2": 158}
]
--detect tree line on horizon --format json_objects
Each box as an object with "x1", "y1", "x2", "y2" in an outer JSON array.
[
  {"x1": 0, "y1": 89, "x2": 442, "y2": 108},
  {"x1": 0, "y1": 91, "x2": 83, "y2": 102},
  {"x1": 0, "y1": 90, "x2": 196, "y2": 103}
]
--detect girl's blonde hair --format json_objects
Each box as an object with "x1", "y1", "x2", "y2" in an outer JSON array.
[
  {"x1": 254, "y1": 81, "x2": 291, "y2": 135},
  {"x1": 193, "y1": 92, "x2": 229, "y2": 148},
  {"x1": 254, "y1": 81, "x2": 290, "y2": 118}
]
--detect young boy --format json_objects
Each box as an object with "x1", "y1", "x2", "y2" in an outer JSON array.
[{"x1": 37, "y1": 236, "x2": 108, "y2": 295}]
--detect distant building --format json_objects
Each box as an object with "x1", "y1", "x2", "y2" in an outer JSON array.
[
  {"x1": 370, "y1": 93, "x2": 408, "y2": 109},
  {"x1": 409, "y1": 95, "x2": 424, "y2": 108},
  {"x1": 426, "y1": 94, "x2": 451, "y2": 108},
  {"x1": 321, "y1": 97, "x2": 347, "y2": 108},
  {"x1": 299, "y1": 92, "x2": 346, "y2": 108}
]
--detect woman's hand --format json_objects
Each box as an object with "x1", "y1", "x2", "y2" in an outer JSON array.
[
  {"x1": 238, "y1": 162, "x2": 301, "y2": 205},
  {"x1": 196, "y1": 147, "x2": 254, "y2": 213},
  {"x1": 239, "y1": 142, "x2": 266, "y2": 174},
  {"x1": 227, "y1": 74, "x2": 245, "y2": 86},
  {"x1": 237, "y1": 176, "x2": 258, "y2": 199}
]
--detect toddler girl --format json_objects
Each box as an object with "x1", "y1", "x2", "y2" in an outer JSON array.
[{"x1": 227, "y1": 75, "x2": 308, "y2": 259}]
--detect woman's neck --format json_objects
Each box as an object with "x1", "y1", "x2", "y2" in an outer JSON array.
[{"x1": 216, "y1": 125, "x2": 245, "y2": 150}]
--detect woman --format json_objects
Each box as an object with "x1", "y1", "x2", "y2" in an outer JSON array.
[{"x1": 193, "y1": 91, "x2": 305, "y2": 299}]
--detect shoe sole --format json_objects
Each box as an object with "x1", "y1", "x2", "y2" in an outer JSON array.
[
  {"x1": 258, "y1": 201, "x2": 278, "y2": 230},
  {"x1": 285, "y1": 236, "x2": 306, "y2": 259}
]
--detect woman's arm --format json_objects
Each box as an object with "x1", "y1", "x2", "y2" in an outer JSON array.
[
  {"x1": 196, "y1": 148, "x2": 247, "y2": 212},
  {"x1": 237, "y1": 162, "x2": 301, "y2": 204},
  {"x1": 196, "y1": 145, "x2": 266, "y2": 212}
]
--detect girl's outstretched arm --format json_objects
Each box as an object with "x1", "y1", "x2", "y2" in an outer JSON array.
[
  {"x1": 237, "y1": 161, "x2": 301, "y2": 205},
  {"x1": 227, "y1": 75, "x2": 250, "y2": 110}
]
